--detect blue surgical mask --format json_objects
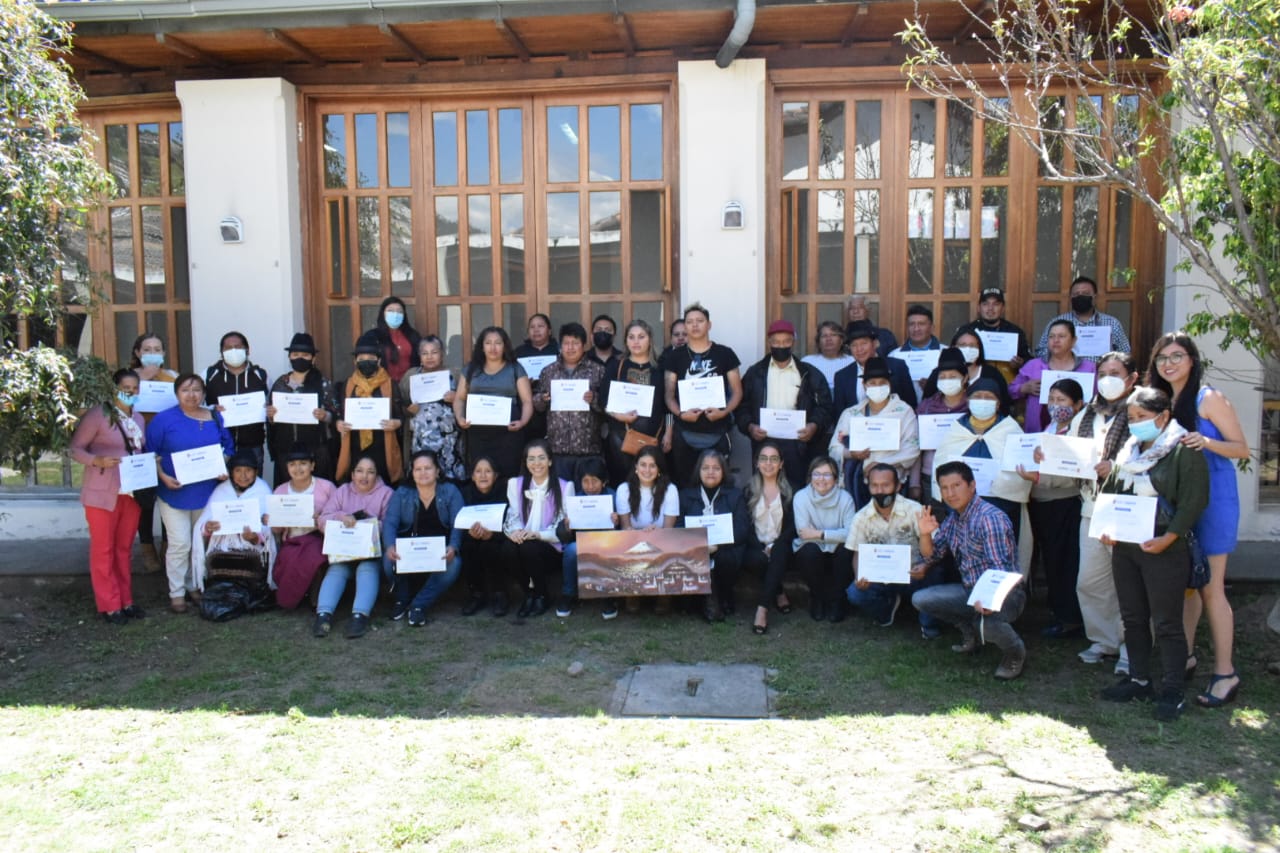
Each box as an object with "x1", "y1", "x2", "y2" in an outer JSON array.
[
  {"x1": 385, "y1": 311, "x2": 404, "y2": 330},
  {"x1": 140, "y1": 353, "x2": 164, "y2": 368},
  {"x1": 969, "y1": 398, "x2": 998, "y2": 420},
  {"x1": 117, "y1": 391, "x2": 139, "y2": 407},
  {"x1": 1130, "y1": 417, "x2": 1162, "y2": 443}
]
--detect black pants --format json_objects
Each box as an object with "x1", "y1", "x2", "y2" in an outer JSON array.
[
  {"x1": 514, "y1": 538, "x2": 561, "y2": 598},
  {"x1": 1112, "y1": 540, "x2": 1188, "y2": 697},
  {"x1": 670, "y1": 429, "x2": 729, "y2": 491},
  {"x1": 134, "y1": 487, "x2": 158, "y2": 545},
  {"x1": 794, "y1": 543, "x2": 854, "y2": 609},
  {"x1": 710, "y1": 545, "x2": 743, "y2": 606},
  {"x1": 460, "y1": 534, "x2": 516, "y2": 597},
  {"x1": 1028, "y1": 496, "x2": 1082, "y2": 623},
  {"x1": 744, "y1": 542, "x2": 791, "y2": 609}
]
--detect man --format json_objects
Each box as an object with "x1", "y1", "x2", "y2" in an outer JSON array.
[
  {"x1": 956, "y1": 287, "x2": 1032, "y2": 383},
  {"x1": 1034, "y1": 276, "x2": 1130, "y2": 362},
  {"x1": 832, "y1": 320, "x2": 917, "y2": 415},
  {"x1": 664, "y1": 303, "x2": 743, "y2": 484},
  {"x1": 913, "y1": 460, "x2": 1027, "y2": 680},
  {"x1": 844, "y1": 294, "x2": 897, "y2": 356},
  {"x1": 845, "y1": 463, "x2": 943, "y2": 637},
  {"x1": 587, "y1": 314, "x2": 623, "y2": 368},
  {"x1": 204, "y1": 330, "x2": 270, "y2": 472},
  {"x1": 829, "y1": 357, "x2": 919, "y2": 508},
  {"x1": 736, "y1": 319, "x2": 834, "y2": 489},
  {"x1": 888, "y1": 304, "x2": 943, "y2": 401},
  {"x1": 534, "y1": 322, "x2": 606, "y2": 482}
]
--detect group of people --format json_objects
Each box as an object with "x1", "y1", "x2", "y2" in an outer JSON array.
[{"x1": 70, "y1": 284, "x2": 1248, "y2": 721}]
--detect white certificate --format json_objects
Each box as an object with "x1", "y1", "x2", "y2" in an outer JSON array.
[
  {"x1": 977, "y1": 330, "x2": 1019, "y2": 362},
  {"x1": 272, "y1": 392, "x2": 319, "y2": 425},
  {"x1": 1001, "y1": 434, "x2": 1042, "y2": 473},
  {"x1": 321, "y1": 519, "x2": 378, "y2": 558},
  {"x1": 267, "y1": 493, "x2": 315, "y2": 528},
  {"x1": 344, "y1": 397, "x2": 390, "y2": 430},
  {"x1": 1039, "y1": 433, "x2": 1098, "y2": 479},
  {"x1": 683, "y1": 513, "x2": 735, "y2": 546},
  {"x1": 1087, "y1": 494, "x2": 1158, "y2": 543},
  {"x1": 465, "y1": 394, "x2": 512, "y2": 426},
  {"x1": 1074, "y1": 326, "x2": 1111, "y2": 358},
  {"x1": 409, "y1": 371, "x2": 452, "y2": 405},
  {"x1": 857, "y1": 543, "x2": 912, "y2": 585},
  {"x1": 170, "y1": 445, "x2": 227, "y2": 485},
  {"x1": 517, "y1": 355, "x2": 557, "y2": 381},
  {"x1": 567, "y1": 495, "x2": 616, "y2": 530},
  {"x1": 964, "y1": 456, "x2": 1000, "y2": 497},
  {"x1": 849, "y1": 418, "x2": 900, "y2": 452},
  {"x1": 918, "y1": 413, "x2": 962, "y2": 451},
  {"x1": 395, "y1": 536, "x2": 448, "y2": 573},
  {"x1": 135, "y1": 380, "x2": 177, "y2": 413},
  {"x1": 550, "y1": 379, "x2": 590, "y2": 412},
  {"x1": 898, "y1": 349, "x2": 941, "y2": 381},
  {"x1": 211, "y1": 498, "x2": 261, "y2": 531},
  {"x1": 760, "y1": 408, "x2": 806, "y2": 440},
  {"x1": 677, "y1": 377, "x2": 727, "y2": 411},
  {"x1": 453, "y1": 503, "x2": 506, "y2": 531},
  {"x1": 967, "y1": 569, "x2": 1024, "y2": 611},
  {"x1": 218, "y1": 391, "x2": 266, "y2": 428},
  {"x1": 605, "y1": 381, "x2": 655, "y2": 416},
  {"x1": 118, "y1": 452, "x2": 158, "y2": 493},
  {"x1": 1039, "y1": 370, "x2": 1095, "y2": 404}
]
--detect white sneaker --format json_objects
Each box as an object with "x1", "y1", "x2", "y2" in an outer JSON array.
[
  {"x1": 1078, "y1": 643, "x2": 1116, "y2": 664},
  {"x1": 1114, "y1": 645, "x2": 1130, "y2": 676}
]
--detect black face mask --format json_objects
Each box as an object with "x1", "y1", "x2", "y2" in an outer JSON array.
[
  {"x1": 1071, "y1": 294, "x2": 1094, "y2": 314},
  {"x1": 872, "y1": 493, "x2": 896, "y2": 509},
  {"x1": 770, "y1": 346, "x2": 793, "y2": 363},
  {"x1": 290, "y1": 357, "x2": 313, "y2": 373},
  {"x1": 356, "y1": 360, "x2": 379, "y2": 377},
  {"x1": 593, "y1": 331, "x2": 614, "y2": 350}
]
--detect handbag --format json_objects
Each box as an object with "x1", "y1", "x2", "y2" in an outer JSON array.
[
  {"x1": 622, "y1": 427, "x2": 659, "y2": 455},
  {"x1": 1157, "y1": 495, "x2": 1210, "y2": 589}
]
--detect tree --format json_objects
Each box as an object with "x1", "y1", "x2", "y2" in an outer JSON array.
[
  {"x1": 899, "y1": 0, "x2": 1280, "y2": 361},
  {"x1": 0, "y1": 0, "x2": 114, "y2": 475}
]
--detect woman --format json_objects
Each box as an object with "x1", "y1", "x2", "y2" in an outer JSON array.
[
  {"x1": 193, "y1": 449, "x2": 275, "y2": 602},
  {"x1": 365, "y1": 296, "x2": 422, "y2": 384},
  {"x1": 941, "y1": 328, "x2": 1011, "y2": 413},
  {"x1": 616, "y1": 446, "x2": 679, "y2": 614},
  {"x1": 1098, "y1": 387, "x2": 1209, "y2": 722},
  {"x1": 801, "y1": 321, "x2": 855, "y2": 395},
  {"x1": 791, "y1": 456, "x2": 856, "y2": 623},
  {"x1": 514, "y1": 313, "x2": 558, "y2": 442},
  {"x1": 600, "y1": 319, "x2": 669, "y2": 488},
  {"x1": 459, "y1": 456, "x2": 514, "y2": 617},
  {"x1": 145, "y1": 373, "x2": 236, "y2": 613},
  {"x1": 830, "y1": 356, "x2": 920, "y2": 509},
  {"x1": 503, "y1": 439, "x2": 574, "y2": 618},
  {"x1": 742, "y1": 441, "x2": 796, "y2": 635},
  {"x1": 1149, "y1": 332, "x2": 1249, "y2": 707},
  {"x1": 204, "y1": 330, "x2": 270, "y2": 469},
  {"x1": 313, "y1": 454, "x2": 394, "y2": 639},
  {"x1": 129, "y1": 332, "x2": 179, "y2": 572},
  {"x1": 382, "y1": 450, "x2": 464, "y2": 626},
  {"x1": 677, "y1": 449, "x2": 747, "y2": 622},
  {"x1": 335, "y1": 331, "x2": 404, "y2": 487},
  {"x1": 266, "y1": 332, "x2": 338, "y2": 487},
  {"x1": 269, "y1": 443, "x2": 336, "y2": 610},
  {"x1": 911, "y1": 347, "x2": 969, "y2": 502},
  {"x1": 400, "y1": 335, "x2": 465, "y2": 482},
  {"x1": 454, "y1": 326, "x2": 534, "y2": 481},
  {"x1": 556, "y1": 456, "x2": 619, "y2": 619},
  {"x1": 69, "y1": 368, "x2": 148, "y2": 623},
  {"x1": 1011, "y1": 319, "x2": 1096, "y2": 433}
]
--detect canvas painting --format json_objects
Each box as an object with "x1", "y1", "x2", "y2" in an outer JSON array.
[{"x1": 576, "y1": 528, "x2": 712, "y2": 598}]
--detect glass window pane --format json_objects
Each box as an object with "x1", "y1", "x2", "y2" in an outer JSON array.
[
  {"x1": 782, "y1": 302, "x2": 807, "y2": 356},
  {"x1": 817, "y1": 190, "x2": 845, "y2": 294},
  {"x1": 107, "y1": 124, "x2": 130, "y2": 198},
  {"x1": 329, "y1": 305, "x2": 352, "y2": 382},
  {"x1": 437, "y1": 304, "x2": 464, "y2": 370},
  {"x1": 434, "y1": 112, "x2": 458, "y2": 187},
  {"x1": 907, "y1": 188, "x2": 934, "y2": 293},
  {"x1": 853, "y1": 190, "x2": 880, "y2": 294},
  {"x1": 64, "y1": 312, "x2": 90, "y2": 356},
  {"x1": 498, "y1": 108, "x2": 523, "y2": 184},
  {"x1": 471, "y1": 304, "x2": 494, "y2": 343},
  {"x1": 59, "y1": 210, "x2": 89, "y2": 302},
  {"x1": 1114, "y1": 94, "x2": 1141, "y2": 161},
  {"x1": 357, "y1": 197, "x2": 382, "y2": 297},
  {"x1": 1035, "y1": 187, "x2": 1064, "y2": 292},
  {"x1": 1072, "y1": 186, "x2": 1099, "y2": 280},
  {"x1": 589, "y1": 191, "x2": 621, "y2": 294},
  {"x1": 589, "y1": 302, "x2": 622, "y2": 334},
  {"x1": 1106, "y1": 300, "x2": 1131, "y2": 332},
  {"x1": 138, "y1": 124, "x2": 161, "y2": 196},
  {"x1": 631, "y1": 302, "x2": 665, "y2": 349},
  {"x1": 782, "y1": 102, "x2": 809, "y2": 180},
  {"x1": 111, "y1": 207, "x2": 135, "y2": 303},
  {"x1": 503, "y1": 304, "x2": 528, "y2": 345},
  {"x1": 548, "y1": 302, "x2": 579, "y2": 332},
  {"x1": 942, "y1": 188, "x2": 971, "y2": 294},
  {"x1": 942, "y1": 303, "x2": 969, "y2": 343},
  {"x1": 168, "y1": 122, "x2": 185, "y2": 195},
  {"x1": 547, "y1": 106, "x2": 579, "y2": 183},
  {"x1": 468, "y1": 195, "x2": 493, "y2": 296},
  {"x1": 389, "y1": 197, "x2": 414, "y2": 298},
  {"x1": 1039, "y1": 97, "x2": 1065, "y2": 176},
  {"x1": 629, "y1": 190, "x2": 663, "y2": 294},
  {"x1": 170, "y1": 207, "x2": 189, "y2": 302},
  {"x1": 467, "y1": 110, "x2": 490, "y2": 185},
  {"x1": 500, "y1": 194, "x2": 525, "y2": 295},
  {"x1": 327, "y1": 198, "x2": 348, "y2": 297},
  {"x1": 796, "y1": 189, "x2": 810, "y2": 294},
  {"x1": 387, "y1": 112, "x2": 410, "y2": 188},
  {"x1": 945, "y1": 101, "x2": 972, "y2": 178},
  {"x1": 1032, "y1": 302, "x2": 1059, "y2": 343},
  {"x1": 855, "y1": 101, "x2": 881, "y2": 180},
  {"x1": 355, "y1": 113, "x2": 379, "y2": 188},
  {"x1": 547, "y1": 192, "x2": 580, "y2": 294},
  {"x1": 114, "y1": 312, "x2": 139, "y2": 370},
  {"x1": 818, "y1": 101, "x2": 845, "y2": 181},
  {"x1": 141, "y1": 205, "x2": 165, "y2": 304},
  {"x1": 435, "y1": 196, "x2": 460, "y2": 296},
  {"x1": 323, "y1": 114, "x2": 347, "y2": 189},
  {"x1": 360, "y1": 303, "x2": 380, "y2": 333},
  {"x1": 588, "y1": 105, "x2": 620, "y2": 182},
  {"x1": 909, "y1": 100, "x2": 936, "y2": 179},
  {"x1": 144, "y1": 312, "x2": 169, "y2": 359},
  {"x1": 979, "y1": 186, "x2": 1007, "y2": 289},
  {"x1": 1112, "y1": 192, "x2": 1133, "y2": 289},
  {"x1": 982, "y1": 100, "x2": 1009, "y2": 177},
  {"x1": 175, "y1": 310, "x2": 192, "y2": 374},
  {"x1": 630, "y1": 103, "x2": 663, "y2": 181}
]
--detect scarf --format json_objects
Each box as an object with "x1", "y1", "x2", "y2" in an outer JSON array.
[
  {"x1": 699, "y1": 485, "x2": 721, "y2": 515},
  {"x1": 1115, "y1": 420, "x2": 1188, "y2": 495},
  {"x1": 1078, "y1": 397, "x2": 1130, "y2": 462},
  {"x1": 335, "y1": 369, "x2": 402, "y2": 484},
  {"x1": 348, "y1": 368, "x2": 391, "y2": 450},
  {"x1": 523, "y1": 478, "x2": 550, "y2": 531}
]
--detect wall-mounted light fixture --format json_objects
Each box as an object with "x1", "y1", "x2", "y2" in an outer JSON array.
[
  {"x1": 219, "y1": 216, "x2": 243, "y2": 244},
  {"x1": 722, "y1": 201, "x2": 744, "y2": 230}
]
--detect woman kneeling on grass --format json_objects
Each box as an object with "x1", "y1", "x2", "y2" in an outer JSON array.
[{"x1": 312, "y1": 454, "x2": 393, "y2": 639}]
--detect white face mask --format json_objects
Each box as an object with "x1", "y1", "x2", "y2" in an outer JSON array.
[
  {"x1": 937, "y1": 378, "x2": 963, "y2": 397},
  {"x1": 969, "y1": 398, "x2": 998, "y2": 420},
  {"x1": 958, "y1": 346, "x2": 980, "y2": 364},
  {"x1": 222, "y1": 348, "x2": 247, "y2": 368},
  {"x1": 1097, "y1": 375, "x2": 1127, "y2": 401},
  {"x1": 865, "y1": 385, "x2": 891, "y2": 404}
]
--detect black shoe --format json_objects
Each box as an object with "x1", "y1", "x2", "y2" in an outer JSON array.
[
  {"x1": 391, "y1": 601, "x2": 409, "y2": 621},
  {"x1": 345, "y1": 613, "x2": 370, "y2": 639},
  {"x1": 809, "y1": 598, "x2": 825, "y2": 621},
  {"x1": 555, "y1": 594, "x2": 576, "y2": 618},
  {"x1": 491, "y1": 592, "x2": 509, "y2": 618},
  {"x1": 102, "y1": 610, "x2": 128, "y2": 626},
  {"x1": 601, "y1": 599, "x2": 620, "y2": 620},
  {"x1": 312, "y1": 612, "x2": 332, "y2": 638},
  {"x1": 701, "y1": 596, "x2": 725, "y2": 623},
  {"x1": 407, "y1": 607, "x2": 427, "y2": 627},
  {"x1": 720, "y1": 596, "x2": 736, "y2": 617},
  {"x1": 122, "y1": 604, "x2": 147, "y2": 620},
  {"x1": 461, "y1": 594, "x2": 484, "y2": 616},
  {"x1": 1154, "y1": 691, "x2": 1186, "y2": 721},
  {"x1": 530, "y1": 595, "x2": 549, "y2": 617},
  {"x1": 827, "y1": 600, "x2": 846, "y2": 624},
  {"x1": 1101, "y1": 677, "x2": 1154, "y2": 703},
  {"x1": 1041, "y1": 622, "x2": 1083, "y2": 639}
]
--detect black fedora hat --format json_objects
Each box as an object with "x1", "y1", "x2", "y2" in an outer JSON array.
[{"x1": 284, "y1": 332, "x2": 318, "y2": 354}]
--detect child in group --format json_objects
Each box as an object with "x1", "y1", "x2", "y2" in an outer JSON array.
[{"x1": 555, "y1": 457, "x2": 619, "y2": 619}]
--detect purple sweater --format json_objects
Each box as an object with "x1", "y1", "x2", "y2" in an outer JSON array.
[
  {"x1": 70, "y1": 405, "x2": 147, "y2": 511},
  {"x1": 318, "y1": 480, "x2": 393, "y2": 524}
]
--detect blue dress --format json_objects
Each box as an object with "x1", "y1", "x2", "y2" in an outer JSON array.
[{"x1": 1193, "y1": 386, "x2": 1239, "y2": 555}]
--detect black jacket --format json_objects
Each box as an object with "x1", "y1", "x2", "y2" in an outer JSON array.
[{"x1": 734, "y1": 355, "x2": 834, "y2": 436}]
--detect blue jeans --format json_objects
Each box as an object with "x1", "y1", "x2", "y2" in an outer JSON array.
[
  {"x1": 846, "y1": 562, "x2": 944, "y2": 631},
  {"x1": 385, "y1": 555, "x2": 463, "y2": 611},
  {"x1": 561, "y1": 541, "x2": 579, "y2": 597},
  {"x1": 911, "y1": 582, "x2": 1026, "y2": 651},
  {"x1": 316, "y1": 559, "x2": 381, "y2": 617}
]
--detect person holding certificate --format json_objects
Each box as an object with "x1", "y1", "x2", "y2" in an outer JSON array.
[
  {"x1": 932, "y1": 329, "x2": 1011, "y2": 415},
  {"x1": 335, "y1": 331, "x2": 404, "y2": 487},
  {"x1": 204, "y1": 330, "x2": 270, "y2": 472},
  {"x1": 503, "y1": 440, "x2": 574, "y2": 619},
  {"x1": 193, "y1": 449, "x2": 275, "y2": 609},
  {"x1": 313, "y1": 455, "x2": 394, "y2": 639},
  {"x1": 831, "y1": 321, "x2": 917, "y2": 415},
  {"x1": 601, "y1": 319, "x2": 669, "y2": 488},
  {"x1": 382, "y1": 450, "x2": 465, "y2": 627},
  {"x1": 453, "y1": 326, "x2": 533, "y2": 481},
  {"x1": 266, "y1": 333, "x2": 338, "y2": 487},
  {"x1": 791, "y1": 456, "x2": 856, "y2": 623},
  {"x1": 676, "y1": 450, "x2": 747, "y2": 622},
  {"x1": 459, "y1": 456, "x2": 516, "y2": 618},
  {"x1": 1097, "y1": 387, "x2": 1208, "y2": 721},
  {"x1": 829, "y1": 357, "x2": 919, "y2": 510},
  {"x1": 146, "y1": 373, "x2": 236, "y2": 613},
  {"x1": 910, "y1": 347, "x2": 969, "y2": 504},
  {"x1": 615, "y1": 446, "x2": 679, "y2": 615},
  {"x1": 887, "y1": 304, "x2": 943, "y2": 402},
  {"x1": 270, "y1": 443, "x2": 336, "y2": 610},
  {"x1": 555, "y1": 457, "x2": 619, "y2": 619},
  {"x1": 742, "y1": 442, "x2": 796, "y2": 635},
  {"x1": 1012, "y1": 319, "x2": 1096, "y2": 433},
  {"x1": 514, "y1": 313, "x2": 558, "y2": 442},
  {"x1": 534, "y1": 322, "x2": 607, "y2": 482},
  {"x1": 663, "y1": 303, "x2": 743, "y2": 486},
  {"x1": 400, "y1": 335, "x2": 465, "y2": 482},
  {"x1": 1033, "y1": 276, "x2": 1130, "y2": 363},
  {"x1": 735, "y1": 319, "x2": 834, "y2": 490},
  {"x1": 955, "y1": 287, "x2": 1032, "y2": 383},
  {"x1": 70, "y1": 368, "x2": 149, "y2": 624},
  {"x1": 128, "y1": 332, "x2": 179, "y2": 573}
]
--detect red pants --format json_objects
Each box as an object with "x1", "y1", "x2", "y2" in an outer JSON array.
[{"x1": 86, "y1": 497, "x2": 141, "y2": 613}]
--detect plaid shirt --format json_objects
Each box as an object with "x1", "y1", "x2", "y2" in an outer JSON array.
[
  {"x1": 932, "y1": 496, "x2": 1017, "y2": 588},
  {"x1": 1034, "y1": 310, "x2": 1130, "y2": 363}
]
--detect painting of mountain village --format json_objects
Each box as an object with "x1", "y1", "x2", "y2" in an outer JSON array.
[{"x1": 576, "y1": 529, "x2": 712, "y2": 598}]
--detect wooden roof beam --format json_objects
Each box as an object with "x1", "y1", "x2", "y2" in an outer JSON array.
[
  {"x1": 614, "y1": 10, "x2": 637, "y2": 57},
  {"x1": 953, "y1": 0, "x2": 995, "y2": 43},
  {"x1": 265, "y1": 28, "x2": 325, "y2": 67},
  {"x1": 841, "y1": 4, "x2": 869, "y2": 49},
  {"x1": 378, "y1": 23, "x2": 430, "y2": 65},
  {"x1": 495, "y1": 16, "x2": 530, "y2": 62},
  {"x1": 154, "y1": 32, "x2": 228, "y2": 69},
  {"x1": 66, "y1": 45, "x2": 136, "y2": 75}
]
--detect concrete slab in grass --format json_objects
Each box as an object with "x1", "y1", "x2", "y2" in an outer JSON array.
[{"x1": 612, "y1": 663, "x2": 772, "y2": 719}]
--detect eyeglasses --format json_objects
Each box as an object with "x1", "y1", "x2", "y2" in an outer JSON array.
[
  {"x1": 811, "y1": 472, "x2": 835, "y2": 481},
  {"x1": 757, "y1": 455, "x2": 782, "y2": 463},
  {"x1": 1154, "y1": 352, "x2": 1188, "y2": 367}
]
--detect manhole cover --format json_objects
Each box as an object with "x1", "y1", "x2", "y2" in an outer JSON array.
[{"x1": 613, "y1": 663, "x2": 771, "y2": 718}]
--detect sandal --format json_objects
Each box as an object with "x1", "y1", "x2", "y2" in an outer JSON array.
[
  {"x1": 753, "y1": 606, "x2": 769, "y2": 635},
  {"x1": 1196, "y1": 672, "x2": 1240, "y2": 708},
  {"x1": 774, "y1": 595, "x2": 793, "y2": 615}
]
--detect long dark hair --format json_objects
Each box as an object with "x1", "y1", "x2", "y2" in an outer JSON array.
[
  {"x1": 129, "y1": 332, "x2": 166, "y2": 369},
  {"x1": 1146, "y1": 331, "x2": 1203, "y2": 432},
  {"x1": 465, "y1": 326, "x2": 516, "y2": 382},
  {"x1": 747, "y1": 440, "x2": 793, "y2": 515},
  {"x1": 626, "y1": 446, "x2": 671, "y2": 519},
  {"x1": 372, "y1": 296, "x2": 422, "y2": 369},
  {"x1": 517, "y1": 439, "x2": 564, "y2": 525}
]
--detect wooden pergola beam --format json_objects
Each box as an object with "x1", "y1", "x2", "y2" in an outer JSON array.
[
  {"x1": 614, "y1": 12, "x2": 637, "y2": 57},
  {"x1": 265, "y1": 28, "x2": 325, "y2": 67},
  {"x1": 66, "y1": 44, "x2": 136, "y2": 75},
  {"x1": 378, "y1": 23, "x2": 431, "y2": 65},
  {"x1": 154, "y1": 32, "x2": 227, "y2": 69},
  {"x1": 495, "y1": 16, "x2": 531, "y2": 62}
]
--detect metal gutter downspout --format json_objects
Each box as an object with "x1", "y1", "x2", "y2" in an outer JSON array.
[{"x1": 714, "y1": 0, "x2": 755, "y2": 68}]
